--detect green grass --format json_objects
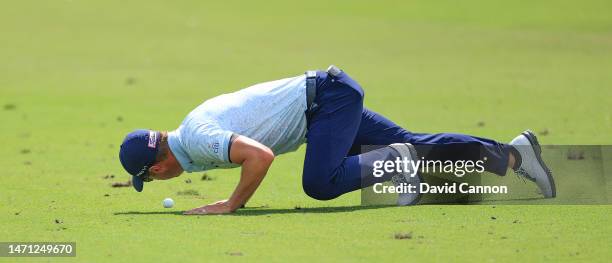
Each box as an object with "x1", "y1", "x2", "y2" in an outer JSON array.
[{"x1": 1, "y1": 0, "x2": 611, "y2": 262}]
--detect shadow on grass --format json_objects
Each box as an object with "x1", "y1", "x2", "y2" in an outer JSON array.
[
  {"x1": 233, "y1": 204, "x2": 396, "y2": 216},
  {"x1": 421, "y1": 196, "x2": 547, "y2": 205},
  {"x1": 114, "y1": 211, "x2": 185, "y2": 216},
  {"x1": 112, "y1": 197, "x2": 555, "y2": 217},
  {"x1": 114, "y1": 204, "x2": 396, "y2": 216}
]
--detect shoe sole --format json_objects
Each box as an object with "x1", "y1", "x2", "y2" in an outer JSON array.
[
  {"x1": 521, "y1": 130, "x2": 557, "y2": 198},
  {"x1": 390, "y1": 143, "x2": 423, "y2": 206}
]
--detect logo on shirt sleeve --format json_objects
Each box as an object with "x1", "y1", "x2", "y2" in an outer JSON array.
[{"x1": 208, "y1": 142, "x2": 220, "y2": 153}]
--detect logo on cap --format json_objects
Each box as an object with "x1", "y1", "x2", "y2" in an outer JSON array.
[
  {"x1": 136, "y1": 165, "x2": 148, "y2": 177},
  {"x1": 148, "y1": 131, "x2": 157, "y2": 148}
]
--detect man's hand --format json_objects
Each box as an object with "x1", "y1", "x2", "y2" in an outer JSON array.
[
  {"x1": 183, "y1": 200, "x2": 231, "y2": 215},
  {"x1": 183, "y1": 135, "x2": 273, "y2": 215}
]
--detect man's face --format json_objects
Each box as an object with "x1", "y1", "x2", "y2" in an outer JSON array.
[
  {"x1": 147, "y1": 154, "x2": 183, "y2": 180},
  {"x1": 149, "y1": 169, "x2": 181, "y2": 180}
]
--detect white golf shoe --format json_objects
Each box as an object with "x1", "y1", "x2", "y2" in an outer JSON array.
[
  {"x1": 389, "y1": 143, "x2": 423, "y2": 206},
  {"x1": 509, "y1": 130, "x2": 556, "y2": 198}
]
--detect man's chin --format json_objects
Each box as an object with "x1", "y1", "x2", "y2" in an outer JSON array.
[
  {"x1": 173, "y1": 171, "x2": 184, "y2": 178},
  {"x1": 152, "y1": 174, "x2": 178, "y2": 181}
]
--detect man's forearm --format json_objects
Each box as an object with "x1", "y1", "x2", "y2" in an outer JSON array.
[{"x1": 226, "y1": 155, "x2": 273, "y2": 210}]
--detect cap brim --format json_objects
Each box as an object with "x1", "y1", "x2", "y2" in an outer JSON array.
[{"x1": 132, "y1": 175, "x2": 144, "y2": 192}]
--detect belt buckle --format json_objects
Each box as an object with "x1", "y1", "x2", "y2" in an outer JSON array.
[{"x1": 326, "y1": 65, "x2": 342, "y2": 77}]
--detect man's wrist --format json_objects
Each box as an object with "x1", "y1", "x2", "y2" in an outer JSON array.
[{"x1": 225, "y1": 199, "x2": 242, "y2": 211}]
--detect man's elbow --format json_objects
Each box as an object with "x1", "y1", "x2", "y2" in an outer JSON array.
[
  {"x1": 249, "y1": 147, "x2": 274, "y2": 167},
  {"x1": 257, "y1": 148, "x2": 275, "y2": 165}
]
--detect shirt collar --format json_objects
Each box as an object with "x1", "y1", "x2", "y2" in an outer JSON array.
[{"x1": 168, "y1": 129, "x2": 193, "y2": 173}]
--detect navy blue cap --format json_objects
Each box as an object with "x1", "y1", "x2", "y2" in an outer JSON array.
[{"x1": 119, "y1": 129, "x2": 161, "y2": 192}]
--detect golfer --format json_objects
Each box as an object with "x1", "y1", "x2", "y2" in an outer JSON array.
[{"x1": 119, "y1": 65, "x2": 555, "y2": 214}]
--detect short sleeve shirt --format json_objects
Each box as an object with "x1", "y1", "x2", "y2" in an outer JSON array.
[{"x1": 168, "y1": 74, "x2": 308, "y2": 172}]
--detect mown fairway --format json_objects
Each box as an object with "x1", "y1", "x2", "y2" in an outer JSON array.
[{"x1": 1, "y1": 1, "x2": 611, "y2": 262}]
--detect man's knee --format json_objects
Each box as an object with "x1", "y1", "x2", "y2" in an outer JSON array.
[{"x1": 302, "y1": 180, "x2": 338, "y2": 201}]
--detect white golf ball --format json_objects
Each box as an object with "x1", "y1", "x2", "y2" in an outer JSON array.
[{"x1": 162, "y1": 198, "x2": 174, "y2": 208}]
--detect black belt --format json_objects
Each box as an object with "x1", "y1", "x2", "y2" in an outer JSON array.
[
  {"x1": 305, "y1": 65, "x2": 343, "y2": 111},
  {"x1": 305, "y1": 70, "x2": 317, "y2": 111}
]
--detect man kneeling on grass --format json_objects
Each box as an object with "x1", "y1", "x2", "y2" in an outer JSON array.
[{"x1": 118, "y1": 65, "x2": 556, "y2": 215}]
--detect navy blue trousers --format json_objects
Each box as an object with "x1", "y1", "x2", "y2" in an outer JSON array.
[{"x1": 302, "y1": 71, "x2": 512, "y2": 200}]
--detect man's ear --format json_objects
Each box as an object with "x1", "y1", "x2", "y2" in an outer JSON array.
[{"x1": 149, "y1": 164, "x2": 166, "y2": 174}]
